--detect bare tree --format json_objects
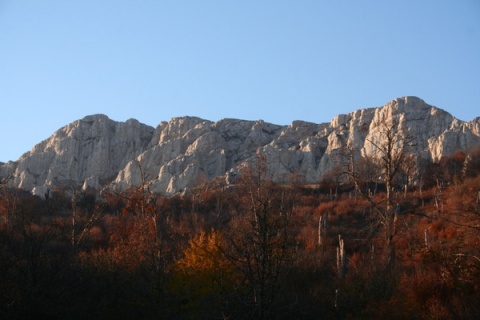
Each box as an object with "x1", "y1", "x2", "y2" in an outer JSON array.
[
  {"x1": 344, "y1": 118, "x2": 415, "y2": 267},
  {"x1": 223, "y1": 155, "x2": 295, "y2": 319},
  {"x1": 70, "y1": 187, "x2": 105, "y2": 254},
  {"x1": 0, "y1": 174, "x2": 16, "y2": 226}
]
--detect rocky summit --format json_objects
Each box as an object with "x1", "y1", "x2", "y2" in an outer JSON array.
[{"x1": 1, "y1": 97, "x2": 479, "y2": 196}]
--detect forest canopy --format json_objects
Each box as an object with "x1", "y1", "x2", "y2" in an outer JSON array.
[{"x1": 1, "y1": 145, "x2": 480, "y2": 319}]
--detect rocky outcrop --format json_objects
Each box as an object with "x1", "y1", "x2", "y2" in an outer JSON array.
[
  {"x1": 4, "y1": 114, "x2": 154, "y2": 196},
  {"x1": 113, "y1": 117, "x2": 283, "y2": 193},
  {"x1": 2, "y1": 97, "x2": 479, "y2": 196}
]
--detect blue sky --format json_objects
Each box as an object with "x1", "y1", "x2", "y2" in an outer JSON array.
[{"x1": 1, "y1": 1, "x2": 479, "y2": 163}]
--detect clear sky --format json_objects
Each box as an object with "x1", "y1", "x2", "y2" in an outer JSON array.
[{"x1": 1, "y1": 1, "x2": 479, "y2": 163}]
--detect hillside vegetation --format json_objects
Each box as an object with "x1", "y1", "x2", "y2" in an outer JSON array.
[{"x1": 1, "y1": 145, "x2": 480, "y2": 319}]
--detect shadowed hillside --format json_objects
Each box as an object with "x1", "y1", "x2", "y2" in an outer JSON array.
[{"x1": 1, "y1": 144, "x2": 479, "y2": 319}]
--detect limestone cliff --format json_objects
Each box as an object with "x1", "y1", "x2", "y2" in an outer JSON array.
[
  {"x1": 2, "y1": 97, "x2": 479, "y2": 196},
  {"x1": 3, "y1": 114, "x2": 154, "y2": 196}
]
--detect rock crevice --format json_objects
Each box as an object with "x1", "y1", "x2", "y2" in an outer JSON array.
[{"x1": 2, "y1": 97, "x2": 479, "y2": 196}]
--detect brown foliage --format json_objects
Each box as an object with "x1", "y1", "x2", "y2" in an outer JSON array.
[{"x1": 2, "y1": 147, "x2": 480, "y2": 319}]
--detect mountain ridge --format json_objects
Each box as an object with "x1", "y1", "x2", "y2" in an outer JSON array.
[{"x1": 1, "y1": 96, "x2": 479, "y2": 196}]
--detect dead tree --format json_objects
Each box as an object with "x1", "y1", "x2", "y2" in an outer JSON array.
[
  {"x1": 223, "y1": 155, "x2": 295, "y2": 319},
  {"x1": 344, "y1": 118, "x2": 415, "y2": 268}
]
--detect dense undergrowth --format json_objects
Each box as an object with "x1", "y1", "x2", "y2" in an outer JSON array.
[{"x1": 1, "y1": 148, "x2": 479, "y2": 319}]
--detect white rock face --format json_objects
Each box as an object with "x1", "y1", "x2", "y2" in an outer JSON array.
[
  {"x1": 112, "y1": 117, "x2": 283, "y2": 194},
  {"x1": 2, "y1": 97, "x2": 480, "y2": 195},
  {"x1": 6, "y1": 114, "x2": 154, "y2": 196}
]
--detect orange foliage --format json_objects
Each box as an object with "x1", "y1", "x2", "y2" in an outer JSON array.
[
  {"x1": 297, "y1": 225, "x2": 317, "y2": 251},
  {"x1": 81, "y1": 215, "x2": 159, "y2": 272},
  {"x1": 171, "y1": 229, "x2": 234, "y2": 318}
]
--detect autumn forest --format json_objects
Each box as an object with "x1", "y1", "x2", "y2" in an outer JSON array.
[{"x1": 1, "y1": 142, "x2": 480, "y2": 319}]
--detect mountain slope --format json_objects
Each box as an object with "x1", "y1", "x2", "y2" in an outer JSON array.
[
  {"x1": 2, "y1": 97, "x2": 479, "y2": 196},
  {"x1": 2, "y1": 114, "x2": 154, "y2": 196}
]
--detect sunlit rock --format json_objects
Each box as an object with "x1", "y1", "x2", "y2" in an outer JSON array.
[{"x1": 2, "y1": 97, "x2": 479, "y2": 195}]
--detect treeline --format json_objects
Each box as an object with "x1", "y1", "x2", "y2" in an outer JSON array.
[{"x1": 1, "y1": 146, "x2": 480, "y2": 319}]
